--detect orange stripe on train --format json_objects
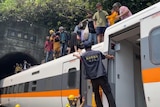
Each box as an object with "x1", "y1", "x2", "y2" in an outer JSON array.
[
  {"x1": 0, "y1": 89, "x2": 79, "y2": 98},
  {"x1": 142, "y1": 67, "x2": 160, "y2": 83}
]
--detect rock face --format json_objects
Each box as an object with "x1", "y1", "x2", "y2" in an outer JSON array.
[{"x1": 0, "y1": 21, "x2": 48, "y2": 79}]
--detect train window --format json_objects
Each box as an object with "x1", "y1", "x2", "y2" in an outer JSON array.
[
  {"x1": 68, "y1": 68, "x2": 77, "y2": 88},
  {"x1": 10, "y1": 86, "x2": 13, "y2": 94},
  {"x1": 13, "y1": 85, "x2": 18, "y2": 93},
  {"x1": 32, "y1": 71, "x2": 40, "y2": 75},
  {"x1": 2, "y1": 88, "x2": 4, "y2": 94},
  {"x1": 31, "y1": 87, "x2": 36, "y2": 91},
  {"x1": 32, "y1": 81, "x2": 37, "y2": 85},
  {"x1": 0, "y1": 88, "x2": 3, "y2": 94},
  {"x1": 8, "y1": 86, "x2": 11, "y2": 94},
  {"x1": 5, "y1": 87, "x2": 8, "y2": 94},
  {"x1": 24, "y1": 82, "x2": 29, "y2": 92},
  {"x1": 149, "y1": 27, "x2": 160, "y2": 64},
  {"x1": 7, "y1": 87, "x2": 10, "y2": 94},
  {"x1": 3, "y1": 87, "x2": 6, "y2": 94},
  {"x1": 9, "y1": 86, "x2": 13, "y2": 94},
  {"x1": 32, "y1": 81, "x2": 37, "y2": 91},
  {"x1": 18, "y1": 83, "x2": 24, "y2": 93}
]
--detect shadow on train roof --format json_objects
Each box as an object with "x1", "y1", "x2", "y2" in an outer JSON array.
[{"x1": 0, "y1": 52, "x2": 38, "y2": 79}]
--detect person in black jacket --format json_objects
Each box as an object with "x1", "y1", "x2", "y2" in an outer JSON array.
[
  {"x1": 68, "y1": 32, "x2": 78, "y2": 54},
  {"x1": 87, "y1": 12, "x2": 97, "y2": 45},
  {"x1": 81, "y1": 12, "x2": 97, "y2": 45},
  {"x1": 73, "y1": 41, "x2": 116, "y2": 107}
]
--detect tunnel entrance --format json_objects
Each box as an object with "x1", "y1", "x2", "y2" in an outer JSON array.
[{"x1": 0, "y1": 52, "x2": 38, "y2": 79}]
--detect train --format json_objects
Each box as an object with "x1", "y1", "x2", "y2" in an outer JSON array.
[{"x1": 1, "y1": 1, "x2": 160, "y2": 107}]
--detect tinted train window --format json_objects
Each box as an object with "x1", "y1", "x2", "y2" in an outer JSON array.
[
  {"x1": 32, "y1": 87, "x2": 36, "y2": 91},
  {"x1": 0, "y1": 88, "x2": 3, "y2": 94},
  {"x1": 32, "y1": 81, "x2": 37, "y2": 85},
  {"x1": 3, "y1": 87, "x2": 6, "y2": 94},
  {"x1": 149, "y1": 27, "x2": 160, "y2": 64},
  {"x1": 5, "y1": 87, "x2": 8, "y2": 94},
  {"x1": 32, "y1": 81, "x2": 37, "y2": 91},
  {"x1": 18, "y1": 83, "x2": 24, "y2": 93},
  {"x1": 24, "y1": 82, "x2": 29, "y2": 92},
  {"x1": 9, "y1": 86, "x2": 13, "y2": 94},
  {"x1": 13, "y1": 85, "x2": 18, "y2": 93},
  {"x1": 68, "y1": 68, "x2": 77, "y2": 88}
]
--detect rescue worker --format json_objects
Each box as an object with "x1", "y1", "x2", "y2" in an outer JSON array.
[
  {"x1": 54, "y1": 31, "x2": 61, "y2": 58},
  {"x1": 49, "y1": 30, "x2": 55, "y2": 59},
  {"x1": 15, "y1": 104, "x2": 20, "y2": 107},
  {"x1": 66, "y1": 95, "x2": 85, "y2": 107},
  {"x1": 73, "y1": 41, "x2": 116, "y2": 107}
]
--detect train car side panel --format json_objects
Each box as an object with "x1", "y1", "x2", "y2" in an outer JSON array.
[{"x1": 140, "y1": 11, "x2": 160, "y2": 107}]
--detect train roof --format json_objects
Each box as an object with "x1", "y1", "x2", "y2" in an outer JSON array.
[{"x1": 0, "y1": 42, "x2": 104, "y2": 87}]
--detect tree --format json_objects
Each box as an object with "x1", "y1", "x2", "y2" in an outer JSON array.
[{"x1": 0, "y1": 0, "x2": 159, "y2": 31}]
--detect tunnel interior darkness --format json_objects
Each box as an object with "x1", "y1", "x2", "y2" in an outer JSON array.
[{"x1": 0, "y1": 52, "x2": 38, "y2": 79}]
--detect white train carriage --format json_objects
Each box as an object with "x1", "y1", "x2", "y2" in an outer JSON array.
[
  {"x1": 0, "y1": 43, "x2": 104, "y2": 107},
  {"x1": 1, "y1": 1, "x2": 160, "y2": 107}
]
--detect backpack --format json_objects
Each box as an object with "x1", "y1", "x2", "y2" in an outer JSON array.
[{"x1": 60, "y1": 31, "x2": 70, "y2": 43}]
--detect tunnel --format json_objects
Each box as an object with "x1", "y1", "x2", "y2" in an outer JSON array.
[{"x1": 0, "y1": 52, "x2": 38, "y2": 79}]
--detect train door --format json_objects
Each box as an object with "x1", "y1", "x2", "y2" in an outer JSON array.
[
  {"x1": 108, "y1": 24, "x2": 146, "y2": 107},
  {"x1": 61, "y1": 58, "x2": 80, "y2": 107},
  {"x1": 140, "y1": 11, "x2": 160, "y2": 107},
  {"x1": 114, "y1": 40, "x2": 135, "y2": 107}
]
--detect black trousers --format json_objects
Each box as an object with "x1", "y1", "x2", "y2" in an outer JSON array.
[{"x1": 91, "y1": 76, "x2": 116, "y2": 107}]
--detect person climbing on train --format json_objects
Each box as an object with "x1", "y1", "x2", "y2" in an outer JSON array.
[{"x1": 73, "y1": 41, "x2": 116, "y2": 107}]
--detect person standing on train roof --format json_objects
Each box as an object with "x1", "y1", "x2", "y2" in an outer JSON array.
[
  {"x1": 49, "y1": 29, "x2": 55, "y2": 59},
  {"x1": 93, "y1": 2, "x2": 109, "y2": 43},
  {"x1": 73, "y1": 41, "x2": 116, "y2": 107},
  {"x1": 112, "y1": 2, "x2": 132, "y2": 20},
  {"x1": 44, "y1": 36, "x2": 53, "y2": 62},
  {"x1": 106, "y1": 8, "x2": 119, "y2": 26},
  {"x1": 59, "y1": 26, "x2": 69, "y2": 56}
]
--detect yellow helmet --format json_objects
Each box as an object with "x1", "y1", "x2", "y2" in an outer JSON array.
[
  {"x1": 68, "y1": 95, "x2": 75, "y2": 100},
  {"x1": 15, "y1": 104, "x2": 20, "y2": 107},
  {"x1": 49, "y1": 30, "x2": 54, "y2": 34},
  {"x1": 66, "y1": 103, "x2": 70, "y2": 107}
]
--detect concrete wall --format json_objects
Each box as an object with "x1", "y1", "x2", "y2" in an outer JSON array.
[
  {"x1": 0, "y1": 21, "x2": 48, "y2": 79},
  {"x1": 0, "y1": 21, "x2": 48, "y2": 63}
]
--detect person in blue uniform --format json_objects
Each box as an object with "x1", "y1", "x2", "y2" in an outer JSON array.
[{"x1": 73, "y1": 41, "x2": 116, "y2": 107}]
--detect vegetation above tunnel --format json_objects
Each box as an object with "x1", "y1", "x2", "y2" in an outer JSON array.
[{"x1": 0, "y1": 0, "x2": 159, "y2": 31}]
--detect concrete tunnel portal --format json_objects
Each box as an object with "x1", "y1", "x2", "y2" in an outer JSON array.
[{"x1": 0, "y1": 52, "x2": 38, "y2": 79}]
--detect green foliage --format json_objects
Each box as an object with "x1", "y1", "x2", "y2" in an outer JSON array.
[{"x1": 0, "y1": 0, "x2": 159, "y2": 31}]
